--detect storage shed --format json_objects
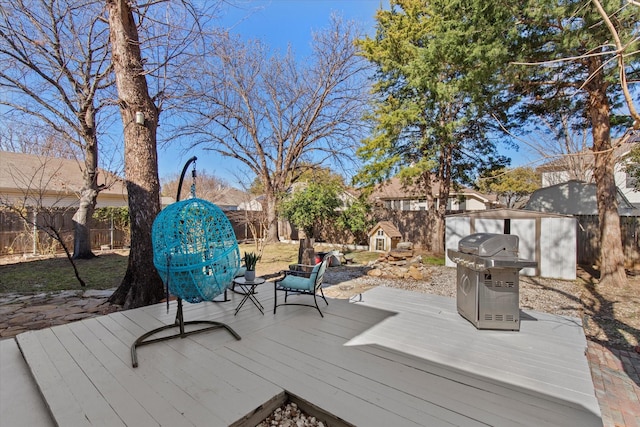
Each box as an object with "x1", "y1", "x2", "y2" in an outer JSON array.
[
  {"x1": 445, "y1": 209, "x2": 577, "y2": 280},
  {"x1": 368, "y1": 221, "x2": 402, "y2": 252}
]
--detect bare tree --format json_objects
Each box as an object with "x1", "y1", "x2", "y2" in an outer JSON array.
[
  {"x1": 0, "y1": 0, "x2": 115, "y2": 259},
  {"x1": 161, "y1": 170, "x2": 232, "y2": 201},
  {"x1": 104, "y1": 0, "x2": 166, "y2": 308},
  {"x1": 0, "y1": 125, "x2": 80, "y2": 159},
  {"x1": 507, "y1": 111, "x2": 594, "y2": 185},
  {"x1": 0, "y1": 154, "x2": 87, "y2": 285},
  {"x1": 591, "y1": 0, "x2": 640, "y2": 131},
  {"x1": 175, "y1": 16, "x2": 370, "y2": 242}
]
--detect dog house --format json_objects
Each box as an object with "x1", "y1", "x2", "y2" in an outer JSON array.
[{"x1": 368, "y1": 221, "x2": 402, "y2": 252}]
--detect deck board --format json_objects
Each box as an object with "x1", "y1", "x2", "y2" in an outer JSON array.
[
  {"x1": 72, "y1": 318, "x2": 201, "y2": 426},
  {"x1": 0, "y1": 338, "x2": 54, "y2": 426},
  {"x1": 215, "y1": 339, "x2": 433, "y2": 427},
  {"x1": 244, "y1": 325, "x2": 492, "y2": 426},
  {"x1": 348, "y1": 287, "x2": 598, "y2": 412},
  {"x1": 18, "y1": 328, "x2": 126, "y2": 426},
  {"x1": 99, "y1": 312, "x2": 279, "y2": 426},
  {"x1": 15, "y1": 285, "x2": 601, "y2": 427},
  {"x1": 259, "y1": 320, "x2": 586, "y2": 427}
]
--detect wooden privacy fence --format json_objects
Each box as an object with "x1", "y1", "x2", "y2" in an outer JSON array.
[
  {"x1": 224, "y1": 210, "x2": 265, "y2": 242},
  {"x1": 576, "y1": 215, "x2": 640, "y2": 268},
  {"x1": 7, "y1": 206, "x2": 636, "y2": 266},
  {"x1": 1, "y1": 208, "x2": 264, "y2": 256},
  {"x1": 0, "y1": 209, "x2": 129, "y2": 256},
  {"x1": 318, "y1": 210, "x2": 640, "y2": 268}
]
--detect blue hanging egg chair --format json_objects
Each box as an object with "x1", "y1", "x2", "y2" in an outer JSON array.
[
  {"x1": 152, "y1": 198, "x2": 240, "y2": 303},
  {"x1": 131, "y1": 157, "x2": 241, "y2": 367}
]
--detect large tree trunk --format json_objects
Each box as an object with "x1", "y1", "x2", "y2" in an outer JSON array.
[
  {"x1": 73, "y1": 104, "x2": 100, "y2": 259},
  {"x1": 265, "y1": 191, "x2": 279, "y2": 243},
  {"x1": 297, "y1": 237, "x2": 315, "y2": 266},
  {"x1": 106, "y1": 0, "x2": 164, "y2": 308},
  {"x1": 422, "y1": 172, "x2": 439, "y2": 252},
  {"x1": 72, "y1": 185, "x2": 97, "y2": 259},
  {"x1": 423, "y1": 145, "x2": 451, "y2": 254},
  {"x1": 587, "y1": 56, "x2": 627, "y2": 287},
  {"x1": 72, "y1": 137, "x2": 99, "y2": 259},
  {"x1": 434, "y1": 146, "x2": 453, "y2": 255}
]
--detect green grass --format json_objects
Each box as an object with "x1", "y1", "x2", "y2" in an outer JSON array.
[
  {"x1": 422, "y1": 255, "x2": 446, "y2": 266},
  {"x1": 239, "y1": 242, "x2": 298, "y2": 265},
  {"x1": 0, "y1": 243, "x2": 381, "y2": 294},
  {"x1": 0, "y1": 252, "x2": 128, "y2": 294}
]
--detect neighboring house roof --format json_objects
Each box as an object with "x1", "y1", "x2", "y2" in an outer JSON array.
[
  {"x1": 369, "y1": 177, "x2": 499, "y2": 205},
  {"x1": 536, "y1": 134, "x2": 640, "y2": 173},
  {"x1": 525, "y1": 180, "x2": 640, "y2": 216},
  {"x1": 368, "y1": 220, "x2": 402, "y2": 238},
  {"x1": 162, "y1": 189, "x2": 263, "y2": 211},
  {"x1": 211, "y1": 187, "x2": 254, "y2": 210},
  {"x1": 0, "y1": 151, "x2": 128, "y2": 208}
]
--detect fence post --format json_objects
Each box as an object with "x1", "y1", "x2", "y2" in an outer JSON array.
[{"x1": 32, "y1": 210, "x2": 37, "y2": 255}]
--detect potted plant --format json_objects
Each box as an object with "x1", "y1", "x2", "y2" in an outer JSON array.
[{"x1": 243, "y1": 252, "x2": 259, "y2": 282}]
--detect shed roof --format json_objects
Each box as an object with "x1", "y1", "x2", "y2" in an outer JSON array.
[
  {"x1": 525, "y1": 180, "x2": 640, "y2": 216},
  {"x1": 369, "y1": 220, "x2": 402, "y2": 238},
  {"x1": 446, "y1": 208, "x2": 572, "y2": 220}
]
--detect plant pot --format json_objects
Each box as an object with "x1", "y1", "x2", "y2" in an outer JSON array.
[{"x1": 244, "y1": 270, "x2": 256, "y2": 282}]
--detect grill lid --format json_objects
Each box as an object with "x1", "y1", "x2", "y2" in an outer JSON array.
[{"x1": 458, "y1": 233, "x2": 519, "y2": 258}]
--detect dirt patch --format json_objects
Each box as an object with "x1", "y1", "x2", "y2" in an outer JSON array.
[{"x1": 578, "y1": 271, "x2": 640, "y2": 350}]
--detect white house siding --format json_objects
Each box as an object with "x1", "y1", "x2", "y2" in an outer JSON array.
[
  {"x1": 541, "y1": 171, "x2": 572, "y2": 187},
  {"x1": 615, "y1": 163, "x2": 640, "y2": 208},
  {"x1": 1, "y1": 190, "x2": 127, "y2": 209},
  {"x1": 237, "y1": 199, "x2": 263, "y2": 211},
  {"x1": 466, "y1": 198, "x2": 488, "y2": 210},
  {"x1": 380, "y1": 195, "x2": 494, "y2": 212},
  {"x1": 541, "y1": 160, "x2": 640, "y2": 208},
  {"x1": 526, "y1": 180, "x2": 639, "y2": 216}
]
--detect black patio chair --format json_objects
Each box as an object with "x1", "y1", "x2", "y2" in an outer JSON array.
[{"x1": 273, "y1": 254, "x2": 330, "y2": 317}]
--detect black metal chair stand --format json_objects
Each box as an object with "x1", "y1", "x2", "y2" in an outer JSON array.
[{"x1": 131, "y1": 298, "x2": 240, "y2": 368}]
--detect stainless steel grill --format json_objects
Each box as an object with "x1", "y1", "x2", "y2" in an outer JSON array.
[{"x1": 448, "y1": 233, "x2": 536, "y2": 331}]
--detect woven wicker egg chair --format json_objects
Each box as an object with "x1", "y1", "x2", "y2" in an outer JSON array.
[{"x1": 131, "y1": 157, "x2": 241, "y2": 367}]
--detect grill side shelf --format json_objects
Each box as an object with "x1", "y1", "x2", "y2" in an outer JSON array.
[{"x1": 447, "y1": 250, "x2": 536, "y2": 272}]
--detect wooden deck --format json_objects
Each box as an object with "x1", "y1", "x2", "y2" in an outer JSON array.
[{"x1": 14, "y1": 285, "x2": 602, "y2": 426}]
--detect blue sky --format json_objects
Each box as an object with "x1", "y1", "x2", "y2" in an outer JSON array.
[
  {"x1": 157, "y1": 1, "x2": 383, "y2": 184},
  {"x1": 156, "y1": 1, "x2": 540, "y2": 187}
]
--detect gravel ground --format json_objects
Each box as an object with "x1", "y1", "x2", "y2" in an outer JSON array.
[{"x1": 322, "y1": 264, "x2": 584, "y2": 317}]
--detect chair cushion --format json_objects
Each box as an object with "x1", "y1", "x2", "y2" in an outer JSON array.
[{"x1": 277, "y1": 274, "x2": 314, "y2": 291}]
